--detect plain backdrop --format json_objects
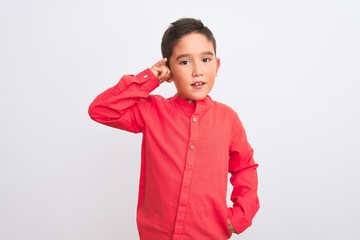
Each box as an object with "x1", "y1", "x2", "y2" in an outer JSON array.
[{"x1": 1, "y1": 0, "x2": 359, "y2": 239}]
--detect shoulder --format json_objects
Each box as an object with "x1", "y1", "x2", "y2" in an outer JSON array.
[
  {"x1": 147, "y1": 94, "x2": 173, "y2": 103},
  {"x1": 210, "y1": 100, "x2": 245, "y2": 131},
  {"x1": 212, "y1": 99, "x2": 238, "y2": 117},
  {"x1": 141, "y1": 94, "x2": 174, "y2": 109}
]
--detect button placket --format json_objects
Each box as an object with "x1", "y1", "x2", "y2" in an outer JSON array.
[
  {"x1": 173, "y1": 108, "x2": 200, "y2": 237},
  {"x1": 173, "y1": 142, "x2": 196, "y2": 236}
]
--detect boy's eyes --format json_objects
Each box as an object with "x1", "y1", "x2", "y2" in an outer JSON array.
[
  {"x1": 180, "y1": 60, "x2": 191, "y2": 65},
  {"x1": 202, "y1": 57, "x2": 212, "y2": 62},
  {"x1": 179, "y1": 57, "x2": 212, "y2": 65}
]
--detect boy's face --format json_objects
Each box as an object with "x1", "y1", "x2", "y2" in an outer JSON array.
[{"x1": 169, "y1": 33, "x2": 220, "y2": 101}]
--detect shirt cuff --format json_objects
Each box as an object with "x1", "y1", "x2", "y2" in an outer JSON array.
[{"x1": 135, "y1": 68, "x2": 160, "y2": 93}]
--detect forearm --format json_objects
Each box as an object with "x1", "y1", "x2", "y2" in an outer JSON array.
[
  {"x1": 227, "y1": 114, "x2": 260, "y2": 234},
  {"x1": 228, "y1": 163, "x2": 260, "y2": 234},
  {"x1": 88, "y1": 68, "x2": 159, "y2": 128}
]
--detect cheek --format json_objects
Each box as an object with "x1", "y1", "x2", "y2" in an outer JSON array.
[
  {"x1": 169, "y1": 67, "x2": 180, "y2": 80},
  {"x1": 174, "y1": 80, "x2": 188, "y2": 91},
  {"x1": 171, "y1": 69, "x2": 188, "y2": 83}
]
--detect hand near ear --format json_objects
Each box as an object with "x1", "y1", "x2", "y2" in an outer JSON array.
[{"x1": 150, "y1": 58, "x2": 172, "y2": 83}]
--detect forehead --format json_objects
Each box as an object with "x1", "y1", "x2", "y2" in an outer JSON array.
[{"x1": 172, "y1": 33, "x2": 215, "y2": 56}]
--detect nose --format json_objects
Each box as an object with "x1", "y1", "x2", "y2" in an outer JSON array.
[{"x1": 192, "y1": 61, "x2": 203, "y2": 77}]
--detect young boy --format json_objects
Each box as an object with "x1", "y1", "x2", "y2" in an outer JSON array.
[{"x1": 89, "y1": 18, "x2": 259, "y2": 240}]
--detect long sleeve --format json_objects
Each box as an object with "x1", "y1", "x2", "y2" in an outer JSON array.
[
  {"x1": 227, "y1": 114, "x2": 260, "y2": 234},
  {"x1": 88, "y1": 68, "x2": 159, "y2": 133}
]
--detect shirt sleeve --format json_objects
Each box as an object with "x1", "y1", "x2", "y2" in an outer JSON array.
[
  {"x1": 227, "y1": 114, "x2": 260, "y2": 234},
  {"x1": 88, "y1": 68, "x2": 159, "y2": 133}
]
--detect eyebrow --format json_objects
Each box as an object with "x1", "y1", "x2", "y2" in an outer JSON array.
[{"x1": 175, "y1": 51, "x2": 215, "y2": 61}]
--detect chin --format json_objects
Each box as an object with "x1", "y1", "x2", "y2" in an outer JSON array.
[
  {"x1": 178, "y1": 91, "x2": 210, "y2": 101},
  {"x1": 188, "y1": 95, "x2": 208, "y2": 101}
]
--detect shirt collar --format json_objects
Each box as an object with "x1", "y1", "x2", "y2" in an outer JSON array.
[{"x1": 172, "y1": 94, "x2": 213, "y2": 112}]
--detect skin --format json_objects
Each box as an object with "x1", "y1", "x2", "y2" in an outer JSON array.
[
  {"x1": 150, "y1": 33, "x2": 237, "y2": 234},
  {"x1": 151, "y1": 33, "x2": 220, "y2": 101}
]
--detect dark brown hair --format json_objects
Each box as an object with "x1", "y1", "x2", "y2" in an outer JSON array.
[{"x1": 161, "y1": 18, "x2": 217, "y2": 67}]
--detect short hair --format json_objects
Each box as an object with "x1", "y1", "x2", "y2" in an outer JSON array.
[{"x1": 161, "y1": 18, "x2": 217, "y2": 67}]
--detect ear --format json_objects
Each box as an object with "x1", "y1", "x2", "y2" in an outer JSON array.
[{"x1": 215, "y1": 57, "x2": 221, "y2": 76}]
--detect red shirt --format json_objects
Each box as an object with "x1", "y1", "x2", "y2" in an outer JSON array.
[{"x1": 88, "y1": 69, "x2": 259, "y2": 239}]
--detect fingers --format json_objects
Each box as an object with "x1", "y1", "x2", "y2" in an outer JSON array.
[
  {"x1": 151, "y1": 58, "x2": 167, "y2": 71},
  {"x1": 227, "y1": 219, "x2": 238, "y2": 234},
  {"x1": 150, "y1": 58, "x2": 166, "y2": 78},
  {"x1": 151, "y1": 58, "x2": 172, "y2": 83},
  {"x1": 155, "y1": 58, "x2": 167, "y2": 67},
  {"x1": 158, "y1": 67, "x2": 172, "y2": 83}
]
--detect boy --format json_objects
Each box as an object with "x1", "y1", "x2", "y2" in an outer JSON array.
[{"x1": 89, "y1": 18, "x2": 259, "y2": 239}]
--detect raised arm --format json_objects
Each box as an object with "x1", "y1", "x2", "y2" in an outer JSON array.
[{"x1": 88, "y1": 59, "x2": 172, "y2": 132}]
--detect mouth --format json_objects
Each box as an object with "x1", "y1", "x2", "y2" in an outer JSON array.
[{"x1": 191, "y1": 81, "x2": 206, "y2": 87}]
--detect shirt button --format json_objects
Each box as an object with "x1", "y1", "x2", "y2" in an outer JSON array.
[
  {"x1": 143, "y1": 74, "x2": 148, "y2": 79},
  {"x1": 189, "y1": 144, "x2": 195, "y2": 150},
  {"x1": 192, "y1": 117, "x2": 197, "y2": 123},
  {"x1": 188, "y1": 100, "x2": 193, "y2": 104}
]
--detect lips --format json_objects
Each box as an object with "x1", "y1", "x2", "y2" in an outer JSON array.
[{"x1": 191, "y1": 81, "x2": 206, "y2": 86}]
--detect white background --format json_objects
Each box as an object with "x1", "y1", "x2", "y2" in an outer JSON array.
[{"x1": 1, "y1": 0, "x2": 359, "y2": 239}]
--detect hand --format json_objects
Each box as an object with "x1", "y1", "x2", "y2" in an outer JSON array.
[
  {"x1": 228, "y1": 219, "x2": 238, "y2": 234},
  {"x1": 150, "y1": 58, "x2": 172, "y2": 83}
]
